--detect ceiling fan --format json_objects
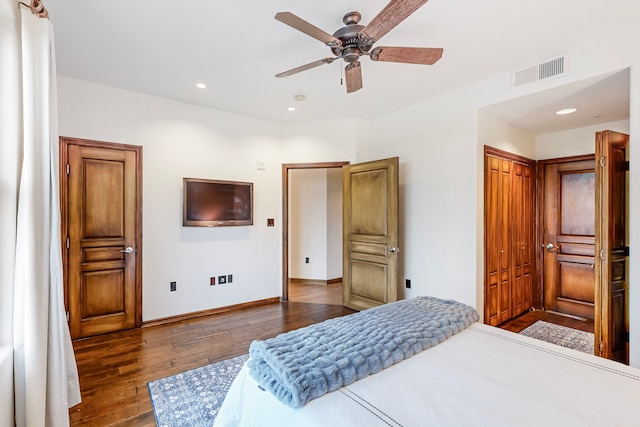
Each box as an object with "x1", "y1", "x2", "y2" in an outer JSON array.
[{"x1": 274, "y1": 0, "x2": 443, "y2": 93}]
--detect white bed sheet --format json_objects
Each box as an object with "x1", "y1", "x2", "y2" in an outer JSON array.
[{"x1": 213, "y1": 323, "x2": 640, "y2": 427}]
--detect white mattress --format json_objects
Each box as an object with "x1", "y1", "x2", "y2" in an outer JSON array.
[{"x1": 213, "y1": 323, "x2": 640, "y2": 427}]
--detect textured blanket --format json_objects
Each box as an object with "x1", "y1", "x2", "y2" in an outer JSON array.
[{"x1": 248, "y1": 296, "x2": 479, "y2": 408}]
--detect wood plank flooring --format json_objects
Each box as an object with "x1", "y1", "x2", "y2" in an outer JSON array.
[
  {"x1": 288, "y1": 281, "x2": 344, "y2": 305},
  {"x1": 69, "y1": 282, "x2": 591, "y2": 426},
  {"x1": 497, "y1": 308, "x2": 594, "y2": 334},
  {"x1": 69, "y1": 283, "x2": 354, "y2": 426}
]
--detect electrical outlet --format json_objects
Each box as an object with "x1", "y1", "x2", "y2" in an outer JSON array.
[
  {"x1": 170, "y1": 281, "x2": 177, "y2": 292},
  {"x1": 227, "y1": 274, "x2": 233, "y2": 283},
  {"x1": 305, "y1": 257, "x2": 309, "y2": 264},
  {"x1": 405, "y1": 279, "x2": 411, "y2": 289},
  {"x1": 210, "y1": 277, "x2": 215, "y2": 286},
  {"x1": 218, "y1": 275, "x2": 227, "y2": 284}
]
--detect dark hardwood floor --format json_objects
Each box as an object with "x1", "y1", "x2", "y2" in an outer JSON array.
[
  {"x1": 497, "y1": 308, "x2": 594, "y2": 334},
  {"x1": 69, "y1": 283, "x2": 354, "y2": 426},
  {"x1": 68, "y1": 282, "x2": 591, "y2": 426},
  {"x1": 288, "y1": 281, "x2": 344, "y2": 305}
]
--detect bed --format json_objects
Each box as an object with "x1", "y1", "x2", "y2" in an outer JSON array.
[{"x1": 213, "y1": 298, "x2": 640, "y2": 427}]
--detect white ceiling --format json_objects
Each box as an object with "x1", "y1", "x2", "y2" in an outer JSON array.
[
  {"x1": 45, "y1": 0, "x2": 633, "y2": 132},
  {"x1": 484, "y1": 69, "x2": 630, "y2": 134}
]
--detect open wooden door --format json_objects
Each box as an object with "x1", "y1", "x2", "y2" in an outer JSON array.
[
  {"x1": 595, "y1": 130, "x2": 629, "y2": 363},
  {"x1": 342, "y1": 157, "x2": 399, "y2": 311}
]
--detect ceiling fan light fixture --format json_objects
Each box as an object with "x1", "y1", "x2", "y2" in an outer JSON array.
[
  {"x1": 556, "y1": 108, "x2": 577, "y2": 115},
  {"x1": 294, "y1": 94, "x2": 306, "y2": 102}
]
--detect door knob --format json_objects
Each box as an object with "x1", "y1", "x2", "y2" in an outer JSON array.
[
  {"x1": 389, "y1": 246, "x2": 400, "y2": 253},
  {"x1": 544, "y1": 243, "x2": 555, "y2": 250},
  {"x1": 120, "y1": 246, "x2": 134, "y2": 254}
]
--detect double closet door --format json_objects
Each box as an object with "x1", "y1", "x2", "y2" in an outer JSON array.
[{"x1": 484, "y1": 147, "x2": 535, "y2": 326}]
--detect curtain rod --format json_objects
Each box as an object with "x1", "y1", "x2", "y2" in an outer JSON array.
[{"x1": 18, "y1": 0, "x2": 49, "y2": 19}]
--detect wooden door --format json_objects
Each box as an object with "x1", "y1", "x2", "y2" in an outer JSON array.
[
  {"x1": 342, "y1": 157, "x2": 399, "y2": 311},
  {"x1": 511, "y1": 162, "x2": 534, "y2": 317},
  {"x1": 484, "y1": 147, "x2": 535, "y2": 326},
  {"x1": 542, "y1": 157, "x2": 596, "y2": 320},
  {"x1": 61, "y1": 137, "x2": 142, "y2": 339},
  {"x1": 595, "y1": 130, "x2": 629, "y2": 363},
  {"x1": 485, "y1": 155, "x2": 512, "y2": 325}
]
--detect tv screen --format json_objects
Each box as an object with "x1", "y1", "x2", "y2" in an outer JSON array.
[{"x1": 183, "y1": 178, "x2": 253, "y2": 227}]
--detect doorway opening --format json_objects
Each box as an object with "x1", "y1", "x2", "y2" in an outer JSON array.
[{"x1": 281, "y1": 162, "x2": 349, "y2": 303}]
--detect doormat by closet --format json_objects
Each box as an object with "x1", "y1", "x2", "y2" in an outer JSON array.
[
  {"x1": 519, "y1": 320, "x2": 594, "y2": 354},
  {"x1": 148, "y1": 353, "x2": 248, "y2": 427}
]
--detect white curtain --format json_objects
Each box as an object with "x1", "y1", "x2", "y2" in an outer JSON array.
[{"x1": 0, "y1": 1, "x2": 81, "y2": 426}]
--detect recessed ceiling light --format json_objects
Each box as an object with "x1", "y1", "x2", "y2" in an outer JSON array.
[
  {"x1": 287, "y1": 107, "x2": 296, "y2": 112},
  {"x1": 196, "y1": 83, "x2": 206, "y2": 89},
  {"x1": 556, "y1": 108, "x2": 577, "y2": 115}
]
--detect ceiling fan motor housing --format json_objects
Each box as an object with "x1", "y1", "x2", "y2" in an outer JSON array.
[{"x1": 331, "y1": 22, "x2": 374, "y2": 62}]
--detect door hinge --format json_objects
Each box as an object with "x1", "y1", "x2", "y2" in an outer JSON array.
[
  {"x1": 599, "y1": 340, "x2": 606, "y2": 353},
  {"x1": 599, "y1": 249, "x2": 606, "y2": 260},
  {"x1": 66, "y1": 163, "x2": 70, "y2": 175},
  {"x1": 66, "y1": 237, "x2": 70, "y2": 249},
  {"x1": 66, "y1": 311, "x2": 70, "y2": 322},
  {"x1": 599, "y1": 156, "x2": 606, "y2": 167}
]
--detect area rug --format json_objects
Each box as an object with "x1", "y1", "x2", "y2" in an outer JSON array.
[
  {"x1": 519, "y1": 320, "x2": 594, "y2": 354},
  {"x1": 148, "y1": 353, "x2": 248, "y2": 427}
]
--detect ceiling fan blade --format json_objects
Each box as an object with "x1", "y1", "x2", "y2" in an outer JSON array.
[
  {"x1": 276, "y1": 57, "x2": 338, "y2": 78},
  {"x1": 361, "y1": 0, "x2": 429, "y2": 43},
  {"x1": 345, "y1": 61, "x2": 363, "y2": 93},
  {"x1": 275, "y1": 12, "x2": 342, "y2": 47},
  {"x1": 370, "y1": 46, "x2": 443, "y2": 65}
]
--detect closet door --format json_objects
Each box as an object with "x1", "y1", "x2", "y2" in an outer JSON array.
[
  {"x1": 511, "y1": 162, "x2": 534, "y2": 317},
  {"x1": 484, "y1": 147, "x2": 536, "y2": 326},
  {"x1": 485, "y1": 154, "x2": 512, "y2": 326}
]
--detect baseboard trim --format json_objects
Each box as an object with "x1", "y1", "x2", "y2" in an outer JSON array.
[
  {"x1": 290, "y1": 277, "x2": 343, "y2": 286},
  {"x1": 142, "y1": 297, "x2": 281, "y2": 328},
  {"x1": 544, "y1": 309, "x2": 589, "y2": 321}
]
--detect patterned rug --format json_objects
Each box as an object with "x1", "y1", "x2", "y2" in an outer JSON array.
[
  {"x1": 519, "y1": 320, "x2": 594, "y2": 354},
  {"x1": 148, "y1": 353, "x2": 249, "y2": 427}
]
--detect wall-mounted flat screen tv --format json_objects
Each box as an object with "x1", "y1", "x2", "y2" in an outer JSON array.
[{"x1": 183, "y1": 178, "x2": 253, "y2": 227}]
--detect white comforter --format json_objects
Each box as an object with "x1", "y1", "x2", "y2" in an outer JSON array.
[{"x1": 214, "y1": 323, "x2": 640, "y2": 427}]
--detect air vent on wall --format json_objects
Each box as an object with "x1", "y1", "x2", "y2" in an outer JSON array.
[{"x1": 512, "y1": 54, "x2": 569, "y2": 88}]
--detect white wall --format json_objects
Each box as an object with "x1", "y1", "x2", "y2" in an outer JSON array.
[
  {"x1": 536, "y1": 120, "x2": 630, "y2": 159},
  {"x1": 361, "y1": 26, "x2": 640, "y2": 366},
  {"x1": 326, "y1": 168, "x2": 343, "y2": 280},
  {"x1": 288, "y1": 168, "x2": 342, "y2": 281},
  {"x1": 57, "y1": 77, "x2": 356, "y2": 321},
  {"x1": 477, "y1": 110, "x2": 536, "y2": 159},
  {"x1": 359, "y1": 86, "x2": 479, "y2": 307},
  {"x1": 289, "y1": 169, "x2": 328, "y2": 280}
]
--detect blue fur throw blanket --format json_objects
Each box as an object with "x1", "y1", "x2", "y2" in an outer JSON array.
[{"x1": 248, "y1": 296, "x2": 479, "y2": 408}]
